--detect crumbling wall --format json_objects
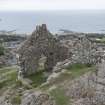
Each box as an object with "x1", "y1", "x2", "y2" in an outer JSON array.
[
  {"x1": 17, "y1": 24, "x2": 69, "y2": 76},
  {"x1": 60, "y1": 35, "x2": 97, "y2": 65}
]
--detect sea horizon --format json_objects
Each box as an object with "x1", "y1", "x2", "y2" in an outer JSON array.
[{"x1": 0, "y1": 10, "x2": 105, "y2": 34}]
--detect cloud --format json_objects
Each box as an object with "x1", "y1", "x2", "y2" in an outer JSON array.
[{"x1": 0, "y1": 0, "x2": 105, "y2": 11}]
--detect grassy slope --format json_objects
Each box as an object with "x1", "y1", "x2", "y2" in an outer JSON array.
[{"x1": 0, "y1": 66, "x2": 18, "y2": 89}]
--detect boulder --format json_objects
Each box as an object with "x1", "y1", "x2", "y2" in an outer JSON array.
[{"x1": 21, "y1": 90, "x2": 55, "y2": 105}]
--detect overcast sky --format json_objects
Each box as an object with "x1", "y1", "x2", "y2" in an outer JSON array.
[{"x1": 0, "y1": 0, "x2": 105, "y2": 11}]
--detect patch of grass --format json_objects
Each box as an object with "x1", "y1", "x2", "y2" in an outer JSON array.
[
  {"x1": 11, "y1": 95, "x2": 21, "y2": 105},
  {"x1": 28, "y1": 71, "x2": 47, "y2": 87},
  {"x1": 50, "y1": 88, "x2": 70, "y2": 105},
  {"x1": 0, "y1": 71, "x2": 17, "y2": 89},
  {"x1": 15, "y1": 80, "x2": 23, "y2": 87},
  {"x1": 0, "y1": 66, "x2": 15, "y2": 74},
  {"x1": 0, "y1": 45, "x2": 5, "y2": 56},
  {"x1": 66, "y1": 63, "x2": 91, "y2": 70},
  {"x1": 95, "y1": 37, "x2": 105, "y2": 43},
  {"x1": 0, "y1": 67, "x2": 18, "y2": 89},
  {"x1": 40, "y1": 72, "x2": 72, "y2": 91},
  {"x1": 0, "y1": 81, "x2": 6, "y2": 89},
  {"x1": 66, "y1": 63, "x2": 95, "y2": 78},
  {"x1": 41, "y1": 64, "x2": 95, "y2": 91}
]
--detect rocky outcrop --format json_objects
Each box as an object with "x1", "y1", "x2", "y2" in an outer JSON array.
[
  {"x1": 17, "y1": 24, "x2": 69, "y2": 76},
  {"x1": 0, "y1": 90, "x2": 55, "y2": 105},
  {"x1": 21, "y1": 90, "x2": 55, "y2": 105}
]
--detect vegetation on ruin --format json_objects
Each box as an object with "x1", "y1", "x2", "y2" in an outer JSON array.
[
  {"x1": 28, "y1": 70, "x2": 47, "y2": 87},
  {"x1": 0, "y1": 45, "x2": 5, "y2": 56}
]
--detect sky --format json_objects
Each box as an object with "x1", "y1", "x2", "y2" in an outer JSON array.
[{"x1": 0, "y1": 0, "x2": 105, "y2": 11}]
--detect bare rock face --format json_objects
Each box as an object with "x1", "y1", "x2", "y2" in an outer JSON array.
[
  {"x1": 21, "y1": 90, "x2": 55, "y2": 105},
  {"x1": 18, "y1": 24, "x2": 69, "y2": 76}
]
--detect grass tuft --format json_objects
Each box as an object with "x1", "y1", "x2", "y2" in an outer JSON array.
[
  {"x1": 27, "y1": 70, "x2": 47, "y2": 87},
  {"x1": 50, "y1": 88, "x2": 70, "y2": 105}
]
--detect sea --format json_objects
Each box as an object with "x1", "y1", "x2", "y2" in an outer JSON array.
[{"x1": 0, "y1": 10, "x2": 105, "y2": 34}]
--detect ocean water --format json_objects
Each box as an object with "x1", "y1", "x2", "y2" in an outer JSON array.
[{"x1": 0, "y1": 10, "x2": 105, "y2": 34}]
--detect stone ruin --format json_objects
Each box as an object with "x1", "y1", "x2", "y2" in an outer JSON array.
[
  {"x1": 17, "y1": 24, "x2": 69, "y2": 77},
  {"x1": 73, "y1": 35, "x2": 97, "y2": 64}
]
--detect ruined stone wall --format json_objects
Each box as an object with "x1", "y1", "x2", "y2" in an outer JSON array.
[
  {"x1": 59, "y1": 35, "x2": 98, "y2": 65},
  {"x1": 17, "y1": 24, "x2": 69, "y2": 76}
]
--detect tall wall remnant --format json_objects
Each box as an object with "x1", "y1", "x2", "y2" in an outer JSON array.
[{"x1": 17, "y1": 24, "x2": 69, "y2": 76}]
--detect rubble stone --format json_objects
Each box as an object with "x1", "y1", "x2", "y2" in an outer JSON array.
[{"x1": 21, "y1": 90, "x2": 55, "y2": 105}]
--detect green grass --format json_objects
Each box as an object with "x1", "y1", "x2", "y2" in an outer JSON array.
[
  {"x1": 0, "y1": 71, "x2": 17, "y2": 88},
  {"x1": 53, "y1": 63, "x2": 95, "y2": 83},
  {"x1": 11, "y1": 95, "x2": 21, "y2": 105},
  {"x1": 27, "y1": 71, "x2": 47, "y2": 87},
  {"x1": 100, "y1": 38, "x2": 105, "y2": 42},
  {"x1": 0, "y1": 66, "x2": 18, "y2": 89},
  {"x1": 0, "y1": 66, "x2": 17, "y2": 74},
  {"x1": 0, "y1": 66, "x2": 47, "y2": 89},
  {"x1": 0, "y1": 45, "x2": 5, "y2": 56},
  {"x1": 66, "y1": 63, "x2": 92, "y2": 70},
  {"x1": 66, "y1": 63, "x2": 94, "y2": 78},
  {"x1": 95, "y1": 37, "x2": 105, "y2": 43},
  {"x1": 50, "y1": 88, "x2": 70, "y2": 105},
  {"x1": 41, "y1": 63, "x2": 95, "y2": 90}
]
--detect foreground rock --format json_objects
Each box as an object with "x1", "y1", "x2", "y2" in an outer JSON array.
[
  {"x1": 0, "y1": 89, "x2": 55, "y2": 105},
  {"x1": 21, "y1": 90, "x2": 55, "y2": 105}
]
